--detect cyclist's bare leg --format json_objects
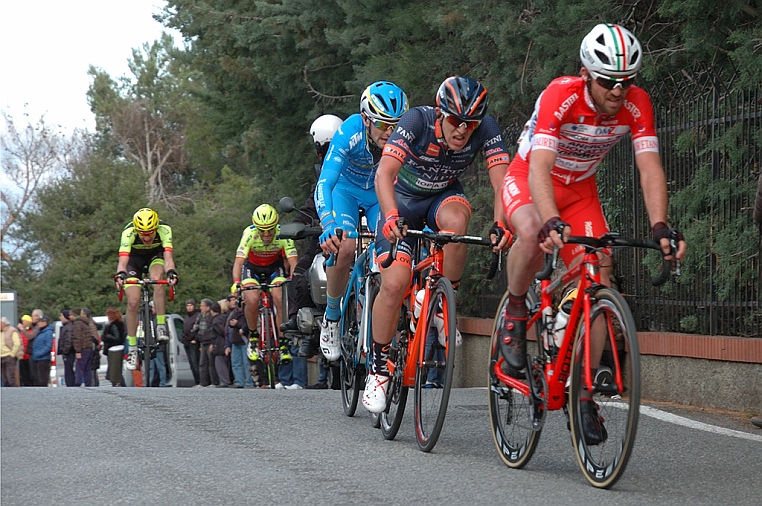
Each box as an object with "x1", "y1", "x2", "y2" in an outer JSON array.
[
  {"x1": 125, "y1": 286, "x2": 141, "y2": 337},
  {"x1": 372, "y1": 263, "x2": 411, "y2": 346},
  {"x1": 149, "y1": 262, "x2": 166, "y2": 318},
  {"x1": 325, "y1": 237, "x2": 356, "y2": 304},
  {"x1": 436, "y1": 201, "x2": 470, "y2": 282},
  {"x1": 506, "y1": 204, "x2": 544, "y2": 298},
  {"x1": 243, "y1": 288, "x2": 261, "y2": 333}
]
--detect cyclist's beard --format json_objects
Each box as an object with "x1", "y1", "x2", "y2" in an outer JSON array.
[{"x1": 366, "y1": 127, "x2": 383, "y2": 164}]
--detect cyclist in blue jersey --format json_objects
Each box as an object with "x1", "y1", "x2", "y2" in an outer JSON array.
[
  {"x1": 362, "y1": 76, "x2": 513, "y2": 413},
  {"x1": 314, "y1": 81, "x2": 409, "y2": 362}
]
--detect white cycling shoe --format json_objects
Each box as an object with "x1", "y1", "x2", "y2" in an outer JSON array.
[
  {"x1": 433, "y1": 312, "x2": 463, "y2": 348},
  {"x1": 362, "y1": 373, "x2": 389, "y2": 413},
  {"x1": 156, "y1": 325, "x2": 169, "y2": 342},
  {"x1": 319, "y1": 317, "x2": 341, "y2": 362},
  {"x1": 125, "y1": 349, "x2": 138, "y2": 371}
]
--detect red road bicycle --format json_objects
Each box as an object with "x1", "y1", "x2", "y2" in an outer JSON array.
[
  {"x1": 489, "y1": 230, "x2": 677, "y2": 488},
  {"x1": 380, "y1": 228, "x2": 498, "y2": 452}
]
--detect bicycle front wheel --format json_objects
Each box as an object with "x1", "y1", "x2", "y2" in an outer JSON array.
[
  {"x1": 414, "y1": 277, "x2": 456, "y2": 452},
  {"x1": 568, "y1": 287, "x2": 640, "y2": 489},
  {"x1": 261, "y1": 308, "x2": 278, "y2": 389},
  {"x1": 142, "y1": 304, "x2": 153, "y2": 388},
  {"x1": 488, "y1": 289, "x2": 542, "y2": 468},
  {"x1": 340, "y1": 288, "x2": 361, "y2": 417},
  {"x1": 380, "y1": 302, "x2": 409, "y2": 440}
]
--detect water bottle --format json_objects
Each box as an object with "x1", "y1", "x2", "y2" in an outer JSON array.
[
  {"x1": 553, "y1": 289, "x2": 577, "y2": 347},
  {"x1": 410, "y1": 289, "x2": 425, "y2": 333}
]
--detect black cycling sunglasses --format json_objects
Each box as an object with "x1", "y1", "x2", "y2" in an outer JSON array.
[{"x1": 595, "y1": 76, "x2": 634, "y2": 90}]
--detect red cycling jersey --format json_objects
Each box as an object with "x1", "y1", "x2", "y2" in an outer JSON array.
[{"x1": 514, "y1": 76, "x2": 659, "y2": 184}]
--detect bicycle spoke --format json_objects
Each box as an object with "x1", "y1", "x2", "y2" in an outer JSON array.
[{"x1": 381, "y1": 303, "x2": 409, "y2": 440}]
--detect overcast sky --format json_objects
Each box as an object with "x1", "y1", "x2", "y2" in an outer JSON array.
[{"x1": 0, "y1": 0, "x2": 179, "y2": 133}]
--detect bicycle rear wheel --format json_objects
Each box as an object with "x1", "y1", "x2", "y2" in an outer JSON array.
[
  {"x1": 414, "y1": 277, "x2": 456, "y2": 452},
  {"x1": 568, "y1": 287, "x2": 640, "y2": 489},
  {"x1": 380, "y1": 302, "x2": 409, "y2": 440},
  {"x1": 340, "y1": 289, "x2": 361, "y2": 416},
  {"x1": 488, "y1": 289, "x2": 542, "y2": 468},
  {"x1": 261, "y1": 308, "x2": 278, "y2": 389},
  {"x1": 142, "y1": 302, "x2": 152, "y2": 387}
]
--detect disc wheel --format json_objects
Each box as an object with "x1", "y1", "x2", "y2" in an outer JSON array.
[
  {"x1": 568, "y1": 287, "x2": 640, "y2": 489},
  {"x1": 413, "y1": 277, "x2": 456, "y2": 452},
  {"x1": 488, "y1": 288, "x2": 543, "y2": 468}
]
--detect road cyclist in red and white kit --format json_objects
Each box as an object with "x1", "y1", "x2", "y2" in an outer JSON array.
[{"x1": 499, "y1": 23, "x2": 687, "y2": 442}]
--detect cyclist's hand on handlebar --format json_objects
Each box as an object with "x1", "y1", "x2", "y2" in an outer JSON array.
[
  {"x1": 166, "y1": 269, "x2": 179, "y2": 285},
  {"x1": 114, "y1": 271, "x2": 127, "y2": 290},
  {"x1": 652, "y1": 222, "x2": 687, "y2": 261},
  {"x1": 538, "y1": 216, "x2": 569, "y2": 254},
  {"x1": 382, "y1": 209, "x2": 406, "y2": 241},
  {"x1": 319, "y1": 221, "x2": 342, "y2": 255},
  {"x1": 489, "y1": 220, "x2": 514, "y2": 253},
  {"x1": 230, "y1": 281, "x2": 241, "y2": 294}
]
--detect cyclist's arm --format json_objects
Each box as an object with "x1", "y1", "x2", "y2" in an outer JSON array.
[
  {"x1": 488, "y1": 161, "x2": 511, "y2": 250},
  {"x1": 158, "y1": 225, "x2": 176, "y2": 273},
  {"x1": 315, "y1": 143, "x2": 346, "y2": 229},
  {"x1": 528, "y1": 148, "x2": 565, "y2": 251},
  {"x1": 375, "y1": 154, "x2": 403, "y2": 219},
  {"x1": 116, "y1": 227, "x2": 133, "y2": 274},
  {"x1": 163, "y1": 250, "x2": 176, "y2": 273},
  {"x1": 286, "y1": 255, "x2": 298, "y2": 276}
]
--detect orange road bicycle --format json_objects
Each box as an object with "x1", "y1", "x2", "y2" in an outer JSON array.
[
  {"x1": 488, "y1": 230, "x2": 678, "y2": 488},
  {"x1": 379, "y1": 227, "x2": 499, "y2": 452}
]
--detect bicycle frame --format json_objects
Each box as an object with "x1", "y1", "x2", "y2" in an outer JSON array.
[
  {"x1": 239, "y1": 282, "x2": 286, "y2": 361},
  {"x1": 338, "y1": 230, "x2": 377, "y2": 365}
]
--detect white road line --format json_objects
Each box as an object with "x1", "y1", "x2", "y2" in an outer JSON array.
[{"x1": 640, "y1": 405, "x2": 762, "y2": 442}]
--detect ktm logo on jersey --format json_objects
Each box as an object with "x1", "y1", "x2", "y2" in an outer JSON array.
[{"x1": 426, "y1": 143, "x2": 440, "y2": 156}]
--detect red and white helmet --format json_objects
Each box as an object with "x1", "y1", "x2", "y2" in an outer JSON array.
[{"x1": 580, "y1": 23, "x2": 643, "y2": 81}]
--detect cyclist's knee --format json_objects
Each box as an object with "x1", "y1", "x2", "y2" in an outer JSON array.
[{"x1": 380, "y1": 268, "x2": 409, "y2": 300}]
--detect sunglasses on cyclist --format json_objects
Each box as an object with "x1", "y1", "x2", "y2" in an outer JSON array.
[
  {"x1": 595, "y1": 76, "x2": 634, "y2": 90},
  {"x1": 257, "y1": 226, "x2": 276, "y2": 234},
  {"x1": 370, "y1": 119, "x2": 398, "y2": 132},
  {"x1": 138, "y1": 230, "x2": 157, "y2": 237},
  {"x1": 441, "y1": 112, "x2": 481, "y2": 132}
]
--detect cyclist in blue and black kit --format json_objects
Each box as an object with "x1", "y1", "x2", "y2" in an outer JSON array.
[
  {"x1": 315, "y1": 81, "x2": 409, "y2": 363},
  {"x1": 363, "y1": 76, "x2": 513, "y2": 412}
]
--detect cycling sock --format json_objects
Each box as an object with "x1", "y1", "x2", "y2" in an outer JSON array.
[
  {"x1": 156, "y1": 314, "x2": 165, "y2": 325},
  {"x1": 325, "y1": 294, "x2": 341, "y2": 321},
  {"x1": 127, "y1": 335, "x2": 137, "y2": 347},
  {"x1": 507, "y1": 291, "x2": 528, "y2": 319},
  {"x1": 371, "y1": 341, "x2": 390, "y2": 376}
]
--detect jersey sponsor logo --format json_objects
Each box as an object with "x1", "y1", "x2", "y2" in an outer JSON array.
[
  {"x1": 485, "y1": 147, "x2": 502, "y2": 156},
  {"x1": 383, "y1": 145, "x2": 406, "y2": 160},
  {"x1": 633, "y1": 137, "x2": 659, "y2": 152},
  {"x1": 624, "y1": 100, "x2": 641, "y2": 119},
  {"x1": 419, "y1": 155, "x2": 439, "y2": 163},
  {"x1": 415, "y1": 179, "x2": 451, "y2": 190},
  {"x1": 349, "y1": 131, "x2": 363, "y2": 149},
  {"x1": 594, "y1": 127, "x2": 614, "y2": 135},
  {"x1": 553, "y1": 93, "x2": 579, "y2": 121},
  {"x1": 426, "y1": 143, "x2": 440, "y2": 156},
  {"x1": 484, "y1": 135, "x2": 503, "y2": 147},
  {"x1": 397, "y1": 128, "x2": 414, "y2": 142},
  {"x1": 533, "y1": 135, "x2": 557, "y2": 150}
]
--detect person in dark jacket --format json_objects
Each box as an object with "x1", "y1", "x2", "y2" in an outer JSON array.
[
  {"x1": 182, "y1": 299, "x2": 201, "y2": 387},
  {"x1": 211, "y1": 302, "x2": 230, "y2": 387},
  {"x1": 102, "y1": 308, "x2": 126, "y2": 386},
  {"x1": 194, "y1": 299, "x2": 218, "y2": 387},
  {"x1": 72, "y1": 308, "x2": 97, "y2": 387},
  {"x1": 31, "y1": 315, "x2": 54, "y2": 386},
  {"x1": 226, "y1": 296, "x2": 253, "y2": 388},
  {"x1": 57, "y1": 310, "x2": 77, "y2": 387}
]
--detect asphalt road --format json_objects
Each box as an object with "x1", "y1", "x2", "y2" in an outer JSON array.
[{"x1": 2, "y1": 386, "x2": 761, "y2": 505}]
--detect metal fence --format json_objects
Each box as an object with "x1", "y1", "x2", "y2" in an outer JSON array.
[{"x1": 474, "y1": 66, "x2": 761, "y2": 338}]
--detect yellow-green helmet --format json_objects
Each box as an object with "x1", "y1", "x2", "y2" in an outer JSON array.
[
  {"x1": 133, "y1": 208, "x2": 159, "y2": 231},
  {"x1": 252, "y1": 204, "x2": 278, "y2": 230}
]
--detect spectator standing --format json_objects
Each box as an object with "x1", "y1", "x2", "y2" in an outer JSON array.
[
  {"x1": 31, "y1": 314, "x2": 54, "y2": 386},
  {"x1": 84, "y1": 308, "x2": 101, "y2": 386},
  {"x1": 211, "y1": 302, "x2": 230, "y2": 387},
  {"x1": 182, "y1": 299, "x2": 201, "y2": 387},
  {"x1": 57, "y1": 310, "x2": 77, "y2": 387},
  {"x1": 102, "y1": 308, "x2": 126, "y2": 387},
  {"x1": 1, "y1": 317, "x2": 22, "y2": 387},
  {"x1": 146, "y1": 302, "x2": 168, "y2": 387},
  {"x1": 72, "y1": 308, "x2": 96, "y2": 387},
  {"x1": 195, "y1": 298, "x2": 218, "y2": 387},
  {"x1": 278, "y1": 338, "x2": 307, "y2": 390},
  {"x1": 227, "y1": 296, "x2": 254, "y2": 388},
  {"x1": 17, "y1": 315, "x2": 35, "y2": 386}
]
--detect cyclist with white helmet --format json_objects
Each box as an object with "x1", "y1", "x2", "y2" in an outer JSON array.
[
  {"x1": 315, "y1": 81, "x2": 409, "y2": 362},
  {"x1": 115, "y1": 208, "x2": 178, "y2": 370},
  {"x1": 232, "y1": 204, "x2": 298, "y2": 362},
  {"x1": 363, "y1": 76, "x2": 513, "y2": 413},
  {"x1": 499, "y1": 24, "x2": 687, "y2": 444}
]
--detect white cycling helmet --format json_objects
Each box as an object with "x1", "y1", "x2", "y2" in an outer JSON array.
[
  {"x1": 310, "y1": 114, "x2": 343, "y2": 147},
  {"x1": 580, "y1": 23, "x2": 642, "y2": 81}
]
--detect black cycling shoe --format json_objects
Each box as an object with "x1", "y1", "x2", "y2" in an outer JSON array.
[
  {"x1": 298, "y1": 336, "x2": 318, "y2": 359},
  {"x1": 280, "y1": 317, "x2": 298, "y2": 333},
  {"x1": 580, "y1": 400, "x2": 608, "y2": 446},
  {"x1": 498, "y1": 315, "x2": 528, "y2": 375}
]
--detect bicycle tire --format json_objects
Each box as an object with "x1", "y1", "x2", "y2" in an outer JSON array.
[
  {"x1": 380, "y1": 302, "x2": 409, "y2": 440},
  {"x1": 261, "y1": 308, "x2": 278, "y2": 389},
  {"x1": 568, "y1": 287, "x2": 640, "y2": 489},
  {"x1": 142, "y1": 301, "x2": 152, "y2": 388},
  {"x1": 488, "y1": 289, "x2": 542, "y2": 468},
  {"x1": 364, "y1": 275, "x2": 381, "y2": 427},
  {"x1": 340, "y1": 289, "x2": 360, "y2": 417},
  {"x1": 414, "y1": 277, "x2": 456, "y2": 452}
]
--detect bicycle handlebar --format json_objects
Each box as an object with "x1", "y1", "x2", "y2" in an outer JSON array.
[
  {"x1": 118, "y1": 278, "x2": 175, "y2": 302},
  {"x1": 325, "y1": 228, "x2": 376, "y2": 267},
  {"x1": 535, "y1": 233, "x2": 676, "y2": 286}
]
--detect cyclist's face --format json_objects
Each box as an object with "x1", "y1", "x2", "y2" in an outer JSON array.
[
  {"x1": 363, "y1": 114, "x2": 396, "y2": 149},
  {"x1": 583, "y1": 68, "x2": 630, "y2": 116},
  {"x1": 138, "y1": 229, "x2": 156, "y2": 244},
  {"x1": 438, "y1": 110, "x2": 476, "y2": 152},
  {"x1": 258, "y1": 227, "x2": 275, "y2": 244}
]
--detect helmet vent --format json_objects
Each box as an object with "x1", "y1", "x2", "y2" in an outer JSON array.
[{"x1": 595, "y1": 50, "x2": 611, "y2": 65}]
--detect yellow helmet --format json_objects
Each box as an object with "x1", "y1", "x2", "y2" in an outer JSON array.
[
  {"x1": 133, "y1": 208, "x2": 159, "y2": 232},
  {"x1": 252, "y1": 204, "x2": 278, "y2": 230}
]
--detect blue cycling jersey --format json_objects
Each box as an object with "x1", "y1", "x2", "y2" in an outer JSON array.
[
  {"x1": 382, "y1": 106, "x2": 511, "y2": 196},
  {"x1": 315, "y1": 114, "x2": 380, "y2": 228}
]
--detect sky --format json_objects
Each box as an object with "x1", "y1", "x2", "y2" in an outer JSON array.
[{"x1": 0, "y1": 0, "x2": 180, "y2": 133}]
